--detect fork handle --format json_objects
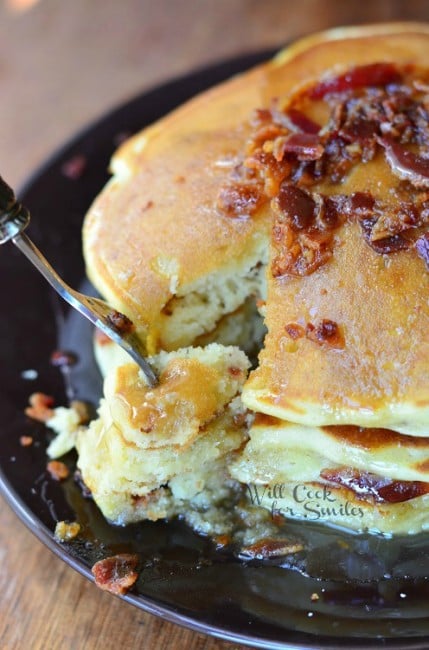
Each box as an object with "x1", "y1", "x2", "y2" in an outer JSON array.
[{"x1": 0, "y1": 176, "x2": 30, "y2": 244}]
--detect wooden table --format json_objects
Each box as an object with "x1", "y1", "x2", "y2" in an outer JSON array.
[{"x1": 1, "y1": 1, "x2": 428, "y2": 648}]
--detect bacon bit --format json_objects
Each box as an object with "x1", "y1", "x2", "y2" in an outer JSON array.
[
  {"x1": 106, "y1": 310, "x2": 135, "y2": 334},
  {"x1": 228, "y1": 366, "x2": 242, "y2": 377},
  {"x1": 321, "y1": 467, "x2": 429, "y2": 504},
  {"x1": 285, "y1": 322, "x2": 305, "y2": 340},
  {"x1": 379, "y1": 135, "x2": 429, "y2": 188},
  {"x1": 54, "y1": 521, "x2": 81, "y2": 542},
  {"x1": 370, "y1": 202, "x2": 421, "y2": 241},
  {"x1": 272, "y1": 189, "x2": 343, "y2": 277},
  {"x1": 220, "y1": 62, "x2": 429, "y2": 273},
  {"x1": 272, "y1": 223, "x2": 333, "y2": 277},
  {"x1": 349, "y1": 192, "x2": 375, "y2": 216},
  {"x1": 92, "y1": 554, "x2": 139, "y2": 595},
  {"x1": 255, "y1": 123, "x2": 285, "y2": 148},
  {"x1": 61, "y1": 154, "x2": 87, "y2": 180},
  {"x1": 215, "y1": 534, "x2": 231, "y2": 548},
  {"x1": 340, "y1": 119, "x2": 379, "y2": 149},
  {"x1": 47, "y1": 460, "x2": 70, "y2": 481},
  {"x1": 416, "y1": 232, "x2": 429, "y2": 268},
  {"x1": 19, "y1": 435, "x2": 33, "y2": 447},
  {"x1": 285, "y1": 108, "x2": 320, "y2": 134},
  {"x1": 217, "y1": 182, "x2": 265, "y2": 218},
  {"x1": 359, "y1": 217, "x2": 410, "y2": 254},
  {"x1": 273, "y1": 133, "x2": 323, "y2": 162},
  {"x1": 240, "y1": 538, "x2": 304, "y2": 559},
  {"x1": 250, "y1": 107, "x2": 273, "y2": 126},
  {"x1": 277, "y1": 184, "x2": 315, "y2": 231},
  {"x1": 319, "y1": 196, "x2": 343, "y2": 229},
  {"x1": 308, "y1": 63, "x2": 403, "y2": 100},
  {"x1": 306, "y1": 319, "x2": 345, "y2": 349},
  {"x1": 245, "y1": 150, "x2": 292, "y2": 198},
  {"x1": 25, "y1": 392, "x2": 55, "y2": 422},
  {"x1": 50, "y1": 349, "x2": 78, "y2": 368}
]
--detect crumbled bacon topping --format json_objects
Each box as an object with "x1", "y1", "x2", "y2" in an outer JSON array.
[
  {"x1": 91, "y1": 554, "x2": 139, "y2": 595},
  {"x1": 284, "y1": 322, "x2": 305, "y2": 340},
  {"x1": 47, "y1": 460, "x2": 70, "y2": 481},
  {"x1": 379, "y1": 135, "x2": 429, "y2": 188},
  {"x1": 106, "y1": 309, "x2": 135, "y2": 334},
  {"x1": 306, "y1": 319, "x2": 345, "y2": 349},
  {"x1": 272, "y1": 186, "x2": 342, "y2": 277},
  {"x1": 307, "y1": 62, "x2": 403, "y2": 100},
  {"x1": 217, "y1": 182, "x2": 266, "y2": 218},
  {"x1": 359, "y1": 217, "x2": 410, "y2": 254},
  {"x1": 25, "y1": 392, "x2": 55, "y2": 422},
  {"x1": 284, "y1": 108, "x2": 320, "y2": 134},
  {"x1": 218, "y1": 62, "x2": 429, "y2": 275},
  {"x1": 273, "y1": 133, "x2": 323, "y2": 162}
]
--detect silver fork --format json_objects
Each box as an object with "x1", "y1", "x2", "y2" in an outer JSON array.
[{"x1": 0, "y1": 176, "x2": 158, "y2": 387}]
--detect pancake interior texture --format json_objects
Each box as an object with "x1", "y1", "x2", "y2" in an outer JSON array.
[{"x1": 46, "y1": 23, "x2": 429, "y2": 541}]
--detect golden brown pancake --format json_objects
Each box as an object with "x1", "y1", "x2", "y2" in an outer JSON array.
[
  {"x1": 83, "y1": 63, "x2": 272, "y2": 354},
  {"x1": 75, "y1": 344, "x2": 250, "y2": 524},
  {"x1": 74, "y1": 24, "x2": 429, "y2": 534},
  {"x1": 241, "y1": 25, "x2": 429, "y2": 434}
]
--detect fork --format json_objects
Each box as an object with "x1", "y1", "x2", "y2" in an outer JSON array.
[{"x1": 0, "y1": 176, "x2": 158, "y2": 387}]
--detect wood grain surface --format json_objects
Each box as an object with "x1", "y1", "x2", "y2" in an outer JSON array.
[{"x1": 1, "y1": 1, "x2": 428, "y2": 648}]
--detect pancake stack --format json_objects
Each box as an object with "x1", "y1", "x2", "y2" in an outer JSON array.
[{"x1": 76, "y1": 23, "x2": 429, "y2": 534}]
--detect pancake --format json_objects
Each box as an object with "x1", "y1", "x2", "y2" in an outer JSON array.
[
  {"x1": 230, "y1": 414, "x2": 429, "y2": 534},
  {"x1": 231, "y1": 415, "x2": 429, "y2": 485},
  {"x1": 75, "y1": 344, "x2": 250, "y2": 524},
  {"x1": 74, "y1": 23, "x2": 429, "y2": 535},
  {"x1": 240, "y1": 30, "x2": 429, "y2": 433},
  {"x1": 83, "y1": 61, "x2": 271, "y2": 354}
]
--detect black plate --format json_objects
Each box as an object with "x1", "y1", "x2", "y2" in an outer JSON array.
[{"x1": 2, "y1": 52, "x2": 429, "y2": 650}]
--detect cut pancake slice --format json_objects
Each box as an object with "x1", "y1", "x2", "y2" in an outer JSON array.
[
  {"x1": 76, "y1": 344, "x2": 250, "y2": 525},
  {"x1": 242, "y1": 215, "x2": 429, "y2": 435}
]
